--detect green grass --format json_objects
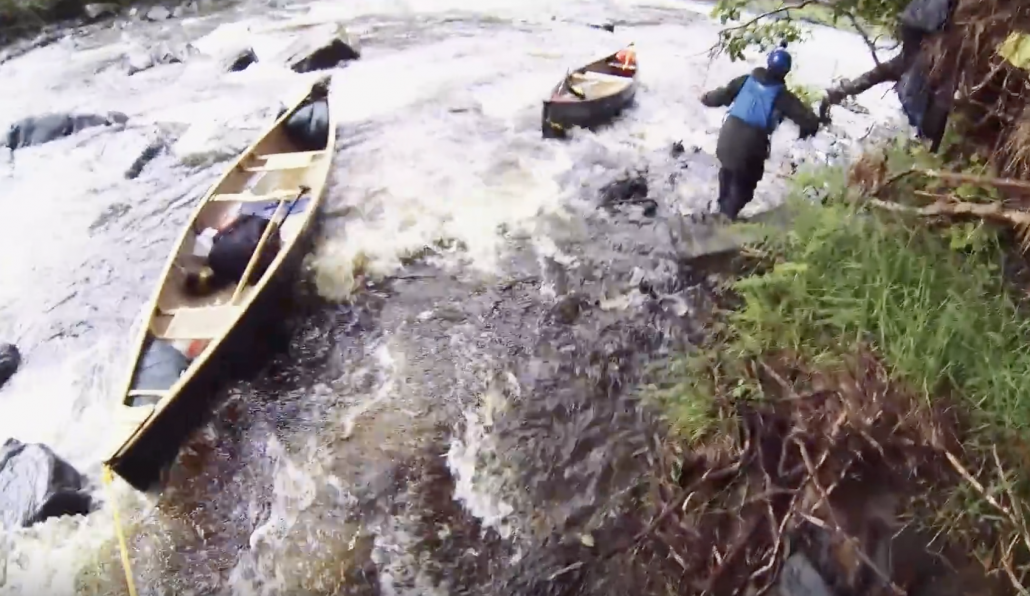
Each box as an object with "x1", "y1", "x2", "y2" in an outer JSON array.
[{"x1": 730, "y1": 196, "x2": 1030, "y2": 433}]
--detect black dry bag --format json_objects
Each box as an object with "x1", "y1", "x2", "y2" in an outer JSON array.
[
  {"x1": 209, "y1": 214, "x2": 282, "y2": 284},
  {"x1": 283, "y1": 99, "x2": 329, "y2": 152}
]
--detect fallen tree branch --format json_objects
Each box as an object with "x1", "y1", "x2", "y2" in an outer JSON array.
[
  {"x1": 865, "y1": 195, "x2": 1030, "y2": 229},
  {"x1": 918, "y1": 169, "x2": 1030, "y2": 193},
  {"x1": 819, "y1": 53, "x2": 907, "y2": 120}
]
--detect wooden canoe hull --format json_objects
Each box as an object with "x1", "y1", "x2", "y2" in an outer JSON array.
[
  {"x1": 542, "y1": 49, "x2": 638, "y2": 138},
  {"x1": 105, "y1": 76, "x2": 337, "y2": 492},
  {"x1": 107, "y1": 217, "x2": 316, "y2": 491}
]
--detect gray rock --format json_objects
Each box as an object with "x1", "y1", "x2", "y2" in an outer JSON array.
[
  {"x1": 0, "y1": 439, "x2": 92, "y2": 528},
  {"x1": 278, "y1": 25, "x2": 360, "y2": 73},
  {"x1": 778, "y1": 553, "x2": 835, "y2": 596},
  {"x1": 0, "y1": 343, "x2": 18, "y2": 389},
  {"x1": 83, "y1": 2, "x2": 119, "y2": 20},
  {"x1": 5, "y1": 112, "x2": 128, "y2": 151},
  {"x1": 144, "y1": 5, "x2": 172, "y2": 21}
]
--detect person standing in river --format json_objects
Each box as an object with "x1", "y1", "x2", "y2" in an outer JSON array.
[{"x1": 700, "y1": 45, "x2": 822, "y2": 220}]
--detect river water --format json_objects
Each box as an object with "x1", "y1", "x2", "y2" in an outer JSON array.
[{"x1": 0, "y1": 0, "x2": 902, "y2": 594}]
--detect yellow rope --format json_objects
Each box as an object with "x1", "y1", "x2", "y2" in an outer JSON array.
[{"x1": 101, "y1": 466, "x2": 139, "y2": 596}]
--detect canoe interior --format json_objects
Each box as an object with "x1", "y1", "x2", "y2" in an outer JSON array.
[
  {"x1": 550, "y1": 52, "x2": 637, "y2": 103},
  {"x1": 106, "y1": 78, "x2": 335, "y2": 486}
]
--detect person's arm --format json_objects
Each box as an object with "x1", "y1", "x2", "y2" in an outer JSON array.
[
  {"x1": 776, "y1": 90, "x2": 821, "y2": 138},
  {"x1": 700, "y1": 75, "x2": 749, "y2": 107}
]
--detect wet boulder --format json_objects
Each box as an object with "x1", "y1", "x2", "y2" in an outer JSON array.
[
  {"x1": 223, "y1": 46, "x2": 258, "y2": 72},
  {"x1": 125, "y1": 42, "x2": 197, "y2": 75},
  {"x1": 144, "y1": 5, "x2": 172, "y2": 20},
  {"x1": 83, "y1": 2, "x2": 119, "y2": 21},
  {"x1": 5, "y1": 112, "x2": 128, "y2": 151},
  {"x1": 279, "y1": 24, "x2": 360, "y2": 73},
  {"x1": 172, "y1": 1, "x2": 199, "y2": 18},
  {"x1": 0, "y1": 439, "x2": 92, "y2": 528},
  {"x1": 0, "y1": 343, "x2": 18, "y2": 389}
]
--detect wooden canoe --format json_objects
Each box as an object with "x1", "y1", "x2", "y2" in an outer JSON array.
[
  {"x1": 104, "y1": 75, "x2": 337, "y2": 492},
  {"x1": 542, "y1": 45, "x2": 638, "y2": 139}
]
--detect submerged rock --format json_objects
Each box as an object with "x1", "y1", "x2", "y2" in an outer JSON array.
[
  {"x1": 279, "y1": 24, "x2": 360, "y2": 73},
  {"x1": 0, "y1": 343, "x2": 19, "y2": 388},
  {"x1": 599, "y1": 169, "x2": 649, "y2": 205},
  {"x1": 5, "y1": 112, "x2": 128, "y2": 151},
  {"x1": 0, "y1": 439, "x2": 92, "y2": 528}
]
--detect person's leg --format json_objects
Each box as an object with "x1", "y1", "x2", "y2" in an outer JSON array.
[
  {"x1": 718, "y1": 169, "x2": 754, "y2": 220},
  {"x1": 716, "y1": 167, "x2": 739, "y2": 219},
  {"x1": 733, "y1": 167, "x2": 762, "y2": 218}
]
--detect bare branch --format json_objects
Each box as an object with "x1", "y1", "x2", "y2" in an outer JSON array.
[
  {"x1": 719, "y1": 0, "x2": 821, "y2": 36},
  {"x1": 845, "y1": 12, "x2": 881, "y2": 67}
]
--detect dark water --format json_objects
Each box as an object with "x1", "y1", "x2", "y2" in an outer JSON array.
[{"x1": 0, "y1": 1, "x2": 901, "y2": 593}]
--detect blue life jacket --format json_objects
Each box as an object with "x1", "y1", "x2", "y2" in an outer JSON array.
[{"x1": 727, "y1": 75, "x2": 784, "y2": 133}]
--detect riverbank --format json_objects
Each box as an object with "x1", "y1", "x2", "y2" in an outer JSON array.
[
  {"x1": 646, "y1": 140, "x2": 1030, "y2": 593},
  {"x1": 0, "y1": 0, "x2": 226, "y2": 49}
]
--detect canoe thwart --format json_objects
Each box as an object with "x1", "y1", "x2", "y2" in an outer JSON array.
[
  {"x1": 156, "y1": 304, "x2": 244, "y2": 340},
  {"x1": 127, "y1": 390, "x2": 167, "y2": 397},
  {"x1": 244, "y1": 151, "x2": 323, "y2": 172},
  {"x1": 256, "y1": 150, "x2": 326, "y2": 161},
  {"x1": 211, "y1": 189, "x2": 304, "y2": 202}
]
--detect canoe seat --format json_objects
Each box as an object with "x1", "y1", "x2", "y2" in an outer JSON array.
[
  {"x1": 570, "y1": 71, "x2": 629, "y2": 83},
  {"x1": 211, "y1": 188, "x2": 303, "y2": 202},
  {"x1": 244, "y1": 151, "x2": 323, "y2": 172},
  {"x1": 158, "y1": 304, "x2": 243, "y2": 340}
]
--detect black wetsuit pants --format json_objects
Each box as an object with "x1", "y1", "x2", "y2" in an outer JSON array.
[{"x1": 717, "y1": 165, "x2": 763, "y2": 220}]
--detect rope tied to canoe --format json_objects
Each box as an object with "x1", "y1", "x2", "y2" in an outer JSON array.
[{"x1": 101, "y1": 466, "x2": 139, "y2": 596}]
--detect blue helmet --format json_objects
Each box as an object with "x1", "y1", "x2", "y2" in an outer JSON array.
[{"x1": 767, "y1": 48, "x2": 792, "y2": 76}]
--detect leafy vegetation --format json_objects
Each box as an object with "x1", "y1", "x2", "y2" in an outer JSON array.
[{"x1": 711, "y1": 0, "x2": 904, "y2": 61}]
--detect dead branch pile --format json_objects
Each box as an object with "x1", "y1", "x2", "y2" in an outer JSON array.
[
  {"x1": 633, "y1": 350, "x2": 1026, "y2": 596},
  {"x1": 924, "y1": 0, "x2": 1030, "y2": 175}
]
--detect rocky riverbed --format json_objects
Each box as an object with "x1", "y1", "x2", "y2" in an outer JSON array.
[{"x1": 0, "y1": 0, "x2": 905, "y2": 593}]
